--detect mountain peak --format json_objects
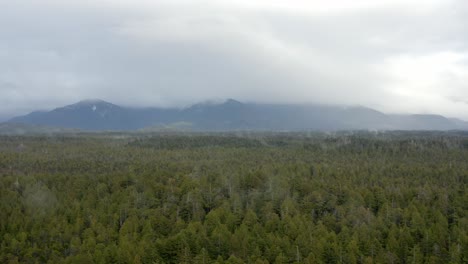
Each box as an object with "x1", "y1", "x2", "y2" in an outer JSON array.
[
  {"x1": 65, "y1": 99, "x2": 118, "y2": 110},
  {"x1": 224, "y1": 98, "x2": 243, "y2": 105},
  {"x1": 50, "y1": 99, "x2": 122, "y2": 119}
]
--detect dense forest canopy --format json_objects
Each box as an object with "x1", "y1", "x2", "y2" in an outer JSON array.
[{"x1": 0, "y1": 132, "x2": 467, "y2": 263}]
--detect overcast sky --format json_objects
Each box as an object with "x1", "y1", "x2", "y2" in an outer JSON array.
[{"x1": 1, "y1": 0, "x2": 468, "y2": 120}]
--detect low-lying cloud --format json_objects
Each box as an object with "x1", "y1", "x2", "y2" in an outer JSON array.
[{"x1": 1, "y1": 0, "x2": 468, "y2": 120}]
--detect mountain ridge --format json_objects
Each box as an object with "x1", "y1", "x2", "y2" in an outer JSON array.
[{"x1": 6, "y1": 99, "x2": 468, "y2": 131}]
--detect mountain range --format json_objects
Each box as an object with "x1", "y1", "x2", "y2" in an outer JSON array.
[{"x1": 4, "y1": 99, "x2": 468, "y2": 132}]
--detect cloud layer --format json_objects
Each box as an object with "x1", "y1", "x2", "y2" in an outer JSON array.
[{"x1": 1, "y1": 0, "x2": 468, "y2": 120}]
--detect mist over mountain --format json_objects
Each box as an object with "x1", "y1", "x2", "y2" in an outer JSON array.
[{"x1": 5, "y1": 99, "x2": 468, "y2": 132}]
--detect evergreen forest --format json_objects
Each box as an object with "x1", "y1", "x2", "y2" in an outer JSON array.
[{"x1": 0, "y1": 132, "x2": 467, "y2": 263}]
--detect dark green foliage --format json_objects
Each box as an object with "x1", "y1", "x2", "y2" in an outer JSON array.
[
  {"x1": 0, "y1": 132, "x2": 467, "y2": 263},
  {"x1": 129, "y1": 135, "x2": 264, "y2": 149}
]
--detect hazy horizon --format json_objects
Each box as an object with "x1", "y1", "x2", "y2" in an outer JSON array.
[{"x1": 1, "y1": 0, "x2": 468, "y2": 120}]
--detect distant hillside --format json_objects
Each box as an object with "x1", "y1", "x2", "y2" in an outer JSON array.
[{"x1": 6, "y1": 99, "x2": 468, "y2": 131}]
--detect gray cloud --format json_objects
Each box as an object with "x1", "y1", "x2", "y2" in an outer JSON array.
[{"x1": 1, "y1": 0, "x2": 468, "y2": 120}]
